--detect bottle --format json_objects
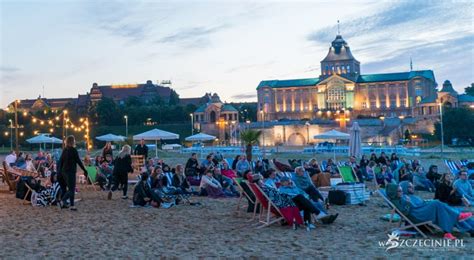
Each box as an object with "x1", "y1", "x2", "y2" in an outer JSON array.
[{"x1": 293, "y1": 218, "x2": 297, "y2": 230}]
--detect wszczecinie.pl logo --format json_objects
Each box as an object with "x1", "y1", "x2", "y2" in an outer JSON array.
[{"x1": 379, "y1": 232, "x2": 465, "y2": 252}]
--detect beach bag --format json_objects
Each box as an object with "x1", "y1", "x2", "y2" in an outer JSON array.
[{"x1": 328, "y1": 190, "x2": 346, "y2": 205}]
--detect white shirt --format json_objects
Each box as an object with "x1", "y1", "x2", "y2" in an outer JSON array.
[{"x1": 5, "y1": 153, "x2": 17, "y2": 166}]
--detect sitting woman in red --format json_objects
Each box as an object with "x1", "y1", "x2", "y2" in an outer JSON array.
[{"x1": 221, "y1": 160, "x2": 237, "y2": 180}]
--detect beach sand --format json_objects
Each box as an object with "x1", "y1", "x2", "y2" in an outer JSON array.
[{"x1": 1, "y1": 182, "x2": 473, "y2": 259}]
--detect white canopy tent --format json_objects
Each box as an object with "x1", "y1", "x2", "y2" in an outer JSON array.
[
  {"x1": 133, "y1": 129, "x2": 180, "y2": 158},
  {"x1": 96, "y1": 133, "x2": 126, "y2": 142},
  {"x1": 313, "y1": 129, "x2": 350, "y2": 161},
  {"x1": 185, "y1": 133, "x2": 216, "y2": 142}
]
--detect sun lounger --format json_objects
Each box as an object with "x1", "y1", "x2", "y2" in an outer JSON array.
[
  {"x1": 378, "y1": 189, "x2": 440, "y2": 238},
  {"x1": 2, "y1": 161, "x2": 20, "y2": 192}
]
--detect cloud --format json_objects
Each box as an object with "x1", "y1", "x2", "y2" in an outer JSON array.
[
  {"x1": 0, "y1": 66, "x2": 20, "y2": 72},
  {"x1": 156, "y1": 23, "x2": 230, "y2": 48},
  {"x1": 231, "y1": 92, "x2": 257, "y2": 100},
  {"x1": 226, "y1": 60, "x2": 276, "y2": 73}
]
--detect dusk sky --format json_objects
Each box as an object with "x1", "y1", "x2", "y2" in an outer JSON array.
[{"x1": 1, "y1": 0, "x2": 473, "y2": 108}]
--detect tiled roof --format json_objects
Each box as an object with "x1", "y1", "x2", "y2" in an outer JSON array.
[
  {"x1": 221, "y1": 104, "x2": 238, "y2": 112},
  {"x1": 357, "y1": 70, "x2": 435, "y2": 83},
  {"x1": 194, "y1": 104, "x2": 207, "y2": 113},
  {"x1": 257, "y1": 78, "x2": 320, "y2": 89},
  {"x1": 458, "y1": 94, "x2": 474, "y2": 102}
]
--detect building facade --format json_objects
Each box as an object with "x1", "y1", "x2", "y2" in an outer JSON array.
[
  {"x1": 193, "y1": 93, "x2": 239, "y2": 143},
  {"x1": 256, "y1": 34, "x2": 439, "y2": 121}
]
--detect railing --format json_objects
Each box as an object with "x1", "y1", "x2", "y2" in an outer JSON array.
[
  {"x1": 181, "y1": 146, "x2": 267, "y2": 157},
  {"x1": 303, "y1": 145, "x2": 420, "y2": 156}
]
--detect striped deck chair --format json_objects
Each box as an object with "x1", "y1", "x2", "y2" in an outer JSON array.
[
  {"x1": 338, "y1": 165, "x2": 358, "y2": 183},
  {"x1": 459, "y1": 159, "x2": 469, "y2": 168},
  {"x1": 278, "y1": 172, "x2": 293, "y2": 180},
  {"x1": 444, "y1": 159, "x2": 460, "y2": 175},
  {"x1": 320, "y1": 161, "x2": 328, "y2": 172},
  {"x1": 378, "y1": 189, "x2": 440, "y2": 238}
]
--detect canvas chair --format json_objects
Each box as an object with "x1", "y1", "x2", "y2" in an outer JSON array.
[
  {"x1": 337, "y1": 165, "x2": 358, "y2": 183},
  {"x1": 248, "y1": 182, "x2": 285, "y2": 228},
  {"x1": 444, "y1": 159, "x2": 460, "y2": 175},
  {"x1": 378, "y1": 189, "x2": 440, "y2": 238},
  {"x1": 233, "y1": 178, "x2": 256, "y2": 217},
  {"x1": 84, "y1": 166, "x2": 100, "y2": 191},
  {"x1": 2, "y1": 161, "x2": 19, "y2": 192}
]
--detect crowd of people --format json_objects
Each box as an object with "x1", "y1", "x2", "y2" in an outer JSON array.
[{"x1": 3, "y1": 137, "x2": 474, "y2": 235}]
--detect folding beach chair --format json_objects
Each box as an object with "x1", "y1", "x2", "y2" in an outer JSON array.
[
  {"x1": 338, "y1": 165, "x2": 358, "y2": 183},
  {"x1": 84, "y1": 166, "x2": 100, "y2": 191},
  {"x1": 378, "y1": 189, "x2": 440, "y2": 238},
  {"x1": 278, "y1": 172, "x2": 293, "y2": 179},
  {"x1": 248, "y1": 183, "x2": 302, "y2": 228},
  {"x1": 444, "y1": 159, "x2": 460, "y2": 175},
  {"x1": 2, "y1": 161, "x2": 19, "y2": 192},
  {"x1": 320, "y1": 161, "x2": 327, "y2": 172},
  {"x1": 233, "y1": 178, "x2": 256, "y2": 217}
]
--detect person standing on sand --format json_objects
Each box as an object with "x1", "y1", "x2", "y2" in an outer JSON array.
[
  {"x1": 58, "y1": 135, "x2": 88, "y2": 211},
  {"x1": 134, "y1": 139, "x2": 148, "y2": 160},
  {"x1": 108, "y1": 145, "x2": 133, "y2": 200}
]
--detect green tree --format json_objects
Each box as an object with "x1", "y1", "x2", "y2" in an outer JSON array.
[
  {"x1": 434, "y1": 107, "x2": 474, "y2": 146},
  {"x1": 240, "y1": 129, "x2": 262, "y2": 161},
  {"x1": 169, "y1": 89, "x2": 180, "y2": 105},
  {"x1": 465, "y1": 83, "x2": 474, "y2": 96},
  {"x1": 96, "y1": 97, "x2": 122, "y2": 125}
]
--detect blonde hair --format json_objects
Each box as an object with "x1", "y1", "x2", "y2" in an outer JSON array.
[{"x1": 118, "y1": 145, "x2": 131, "y2": 158}]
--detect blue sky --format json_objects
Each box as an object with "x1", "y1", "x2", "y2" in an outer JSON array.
[{"x1": 1, "y1": 0, "x2": 473, "y2": 107}]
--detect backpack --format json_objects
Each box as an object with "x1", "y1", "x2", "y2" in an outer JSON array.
[{"x1": 328, "y1": 190, "x2": 346, "y2": 205}]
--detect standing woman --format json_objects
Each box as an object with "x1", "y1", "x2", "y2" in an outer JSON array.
[
  {"x1": 102, "y1": 142, "x2": 113, "y2": 163},
  {"x1": 108, "y1": 145, "x2": 133, "y2": 200},
  {"x1": 58, "y1": 135, "x2": 88, "y2": 211}
]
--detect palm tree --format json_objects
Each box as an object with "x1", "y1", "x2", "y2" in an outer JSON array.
[{"x1": 240, "y1": 129, "x2": 262, "y2": 162}]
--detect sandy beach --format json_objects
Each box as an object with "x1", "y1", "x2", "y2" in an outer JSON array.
[{"x1": 1, "y1": 181, "x2": 473, "y2": 259}]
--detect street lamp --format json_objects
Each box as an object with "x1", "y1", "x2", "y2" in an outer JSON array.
[
  {"x1": 438, "y1": 103, "x2": 444, "y2": 155},
  {"x1": 124, "y1": 115, "x2": 128, "y2": 137},
  {"x1": 14, "y1": 100, "x2": 19, "y2": 153},
  {"x1": 260, "y1": 110, "x2": 265, "y2": 158},
  {"x1": 8, "y1": 119, "x2": 13, "y2": 151},
  {"x1": 190, "y1": 113, "x2": 194, "y2": 135},
  {"x1": 305, "y1": 121, "x2": 310, "y2": 145}
]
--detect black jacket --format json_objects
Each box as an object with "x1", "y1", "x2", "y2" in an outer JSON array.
[
  {"x1": 58, "y1": 147, "x2": 86, "y2": 174},
  {"x1": 113, "y1": 155, "x2": 133, "y2": 176},
  {"x1": 134, "y1": 144, "x2": 148, "y2": 159}
]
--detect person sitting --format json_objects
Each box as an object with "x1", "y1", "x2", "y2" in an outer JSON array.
[
  {"x1": 254, "y1": 160, "x2": 266, "y2": 175},
  {"x1": 221, "y1": 160, "x2": 237, "y2": 180},
  {"x1": 311, "y1": 166, "x2": 331, "y2": 188},
  {"x1": 231, "y1": 155, "x2": 241, "y2": 171},
  {"x1": 235, "y1": 155, "x2": 251, "y2": 177},
  {"x1": 365, "y1": 161, "x2": 377, "y2": 181},
  {"x1": 376, "y1": 165, "x2": 393, "y2": 187},
  {"x1": 185, "y1": 153, "x2": 201, "y2": 186},
  {"x1": 411, "y1": 159, "x2": 420, "y2": 171},
  {"x1": 377, "y1": 152, "x2": 389, "y2": 166},
  {"x1": 263, "y1": 168, "x2": 278, "y2": 189},
  {"x1": 398, "y1": 164, "x2": 413, "y2": 182},
  {"x1": 386, "y1": 183, "x2": 472, "y2": 240},
  {"x1": 413, "y1": 166, "x2": 435, "y2": 192},
  {"x1": 426, "y1": 165, "x2": 442, "y2": 188},
  {"x1": 133, "y1": 172, "x2": 154, "y2": 207},
  {"x1": 369, "y1": 153, "x2": 377, "y2": 164},
  {"x1": 201, "y1": 154, "x2": 215, "y2": 173},
  {"x1": 147, "y1": 167, "x2": 176, "y2": 208},
  {"x1": 292, "y1": 166, "x2": 325, "y2": 204},
  {"x1": 200, "y1": 168, "x2": 227, "y2": 198},
  {"x1": 435, "y1": 173, "x2": 463, "y2": 206},
  {"x1": 305, "y1": 159, "x2": 320, "y2": 175},
  {"x1": 172, "y1": 164, "x2": 194, "y2": 194},
  {"x1": 25, "y1": 154, "x2": 37, "y2": 172},
  {"x1": 453, "y1": 170, "x2": 474, "y2": 207},
  {"x1": 279, "y1": 177, "x2": 337, "y2": 226},
  {"x1": 399, "y1": 181, "x2": 474, "y2": 238},
  {"x1": 15, "y1": 152, "x2": 26, "y2": 169},
  {"x1": 98, "y1": 160, "x2": 113, "y2": 190},
  {"x1": 5, "y1": 150, "x2": 17, "y2": 168},
  {"x1": 213, "y1": 167, "x2": 238, "y2": 196}
]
